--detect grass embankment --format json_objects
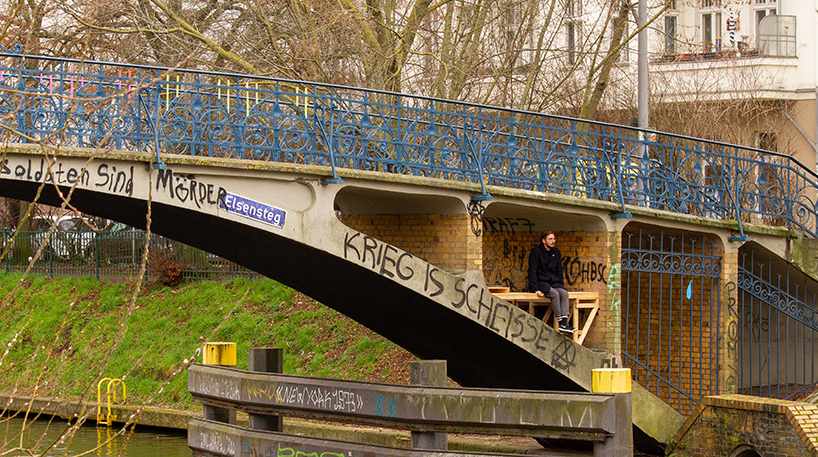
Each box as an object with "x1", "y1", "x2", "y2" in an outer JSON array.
[{"x1": 0, "y1": 274, "x2": 415, "y2": 411}]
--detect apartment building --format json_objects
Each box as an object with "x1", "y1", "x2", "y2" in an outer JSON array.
[{"x1": 648, "y1": 0, "x2": 816, "y2": 171}]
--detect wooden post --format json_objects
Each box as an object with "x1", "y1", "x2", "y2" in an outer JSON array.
[
  {"x1": 248, "y1": 347, "x2": 284, "y2": 432},
  {"x1": 201, "y1": 342, "x2": 237, "y2": 425},
  {"x1": 592, "y1": 368, "x2": 633, "y2": 457},
  {"x1": 410, "y1": 360, "x2": 447, "y2": 450}
]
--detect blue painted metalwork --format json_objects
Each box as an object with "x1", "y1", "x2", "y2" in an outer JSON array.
[
  {"x1": 621, "y1": 229, "x2": 722, "y2": 416},
  {"x1": 737, "y1": 247, "x2": 818, "y2": 400},
  {"x1": 0, "y1": 48, "x2": 816, "y2": 236}
]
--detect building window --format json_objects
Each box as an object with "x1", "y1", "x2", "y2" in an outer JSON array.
[
  {"x1": 665, "y1": 15, "x2": 677, "y2": 54},
  {"x1": 756, "y1": 8, "x2": 775, "y2": 28},
  {"x1": 563, "y1": 0, "x2": 581, "y2": 64},
  {"x1": 758, "y1": 15, "x2": 796, "y2": 57},
  {"x1": 701, "y1": 12, "x2": 722, "y2": 52},
  {"x1": 566, "y1": 0, "x2": 581, "y2": 18},
  {"x1": 613, "y1": 16, "x2": 629, "y2": 62},
  {"x1": 754, "y1": 0, "x2": 777, "y2": 35}
]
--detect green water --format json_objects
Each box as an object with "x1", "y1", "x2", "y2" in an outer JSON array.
[{"x1": 0, "y1": 417, "x2": 191, "y2": 456}]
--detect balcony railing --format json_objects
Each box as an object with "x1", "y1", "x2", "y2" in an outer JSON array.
[{"x1": 0, "y1": 44, "x2": 815, "y2": 239}]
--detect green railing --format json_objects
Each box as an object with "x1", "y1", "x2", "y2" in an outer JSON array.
[{"x1": 1, "y1": 229, "x2": 259, "y2": 281}]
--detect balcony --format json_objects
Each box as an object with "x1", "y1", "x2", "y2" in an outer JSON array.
[{"x1": 648, "y1": 15, "x2": 799, "y2": 102}]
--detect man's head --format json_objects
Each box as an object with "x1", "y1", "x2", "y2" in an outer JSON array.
[{"x1": 541, "y1": 231, "x2": 557, "y2": 249}]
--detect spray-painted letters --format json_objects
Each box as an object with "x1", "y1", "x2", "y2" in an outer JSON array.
[
  {"x1": 562, "y1": 256, "x2": 607, "y2": 285},
  {"x1": 2, "y1": 158, "x2": 134, "y2": 196},
  {"x1": 273, "y1": 384, "x2": 364, "y2": 413},
  {"x1": 155, "y1": 168, "x2": 225, "y2": 209},
  {"x1": 343, "y1": 231, "x2": 552, "y2": 352},
  {"x1": 482, "y1": 217, "x2": 535, "y2": 234}
]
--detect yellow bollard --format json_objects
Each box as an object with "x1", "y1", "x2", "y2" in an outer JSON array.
[
  {"x1": 202, "y1": 342, "x2": 237, "y2": 366},
  {"x1": 201, "y1": 342, "x2": 238, "y2": 425},
  {"x1": 592, "y1": 368, "x2": 632, "y2": 393},
  {"x1": 592, "y1": 368, "x2": 633, "y2": 456}
]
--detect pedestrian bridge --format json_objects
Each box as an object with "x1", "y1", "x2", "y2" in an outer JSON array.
[{"x1": 1, "y1": 46, "x2": 817, "y2": 454}]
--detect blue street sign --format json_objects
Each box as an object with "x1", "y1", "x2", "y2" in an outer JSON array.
[{"x1": 221, "y1": 192, "x2": 286, "y2": 228}]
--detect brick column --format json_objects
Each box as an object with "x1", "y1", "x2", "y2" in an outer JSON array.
[{"x1": 719, "y1": 240, "x2": 740, "y2": 395}]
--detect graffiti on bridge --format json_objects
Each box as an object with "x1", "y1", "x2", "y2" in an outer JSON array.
[
  {"x1": 374, "y1": 394, "x2": 397, "y2": 417},
  {"x1": 482, "y1": 217, "x2": 535, "y2": 234},
  {"x1": 562, "y1": 256, "x2": 607, "y2": 286},
  {"x1": 2, "y1": 157, "x2": 134, "y2": 196},
  {"x1": 725, "y1": 281, "x2": 739, "y2": 393},
  {"x1": 483, "y1": 239, "x2": 528, "y2": 291},
  {"x1": 274, "y1": 443, "x2": 344, "y2": 457},
  {"x1": 343, "y1": 232, "x2": 554, "y2": 353}
]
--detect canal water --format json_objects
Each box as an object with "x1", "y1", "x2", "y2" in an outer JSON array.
[{"x1": 0, "y1": 416, "x2": 191, "y2": 456}]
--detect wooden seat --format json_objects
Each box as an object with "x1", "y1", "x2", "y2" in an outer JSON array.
[{"x1": 492, "y1": 291, "x2": 599, "y2": 345}]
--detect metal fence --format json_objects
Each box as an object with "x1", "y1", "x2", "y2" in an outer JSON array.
[
  {"x1": 1, "y1": 229, "x2": 258, "y2": 280},
  {"x1": 0, "y1": 45, "x2": 816, "y2": 240},
  {"x1": 621, "y1": 228, "x2": 723, "y2": 417},
  {"x1": 736, "y1": 246, "x2": 818, "y2": 400}
]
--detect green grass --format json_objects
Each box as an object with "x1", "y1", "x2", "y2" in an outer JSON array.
[{"x1": 0, "y1": 274, "x2": 415, "y2": 411}]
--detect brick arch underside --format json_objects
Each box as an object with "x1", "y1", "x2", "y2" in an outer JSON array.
[{"x1": 0, "y1": 179, "x2": 579, "y2": 392}]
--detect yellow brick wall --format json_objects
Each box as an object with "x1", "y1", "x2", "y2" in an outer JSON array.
[{"x1": 341, "y1": 214, "x2": 481, "y2": 272}]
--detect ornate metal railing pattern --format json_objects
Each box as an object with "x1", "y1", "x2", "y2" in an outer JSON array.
[
  {"x1": 736, "y1": 248, "x2": 818, "y2": 400},
  {"x1": 0, "y1": 45, "x2": 816, "y2": 237},
  {"x1": 737, "y1": 268, "x2": 818, "y2": 332},
  {"x1": 621, "y1": 229, "x2": 722, "y2": 416}
]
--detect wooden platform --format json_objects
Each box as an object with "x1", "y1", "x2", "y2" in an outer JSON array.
[{"x1": 492, "y1": 291, "x2": 599, "y2": 345}]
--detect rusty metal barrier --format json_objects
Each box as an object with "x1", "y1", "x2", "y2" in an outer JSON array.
[{"x1": 188, "y1": 347, "x2": 633, "y2": 457}]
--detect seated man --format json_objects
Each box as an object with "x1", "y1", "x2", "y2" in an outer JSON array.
[{"x1": 528, "y1": 231, "x2": 576, "y2": 334}]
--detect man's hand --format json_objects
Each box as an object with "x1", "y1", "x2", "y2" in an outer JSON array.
[{"x1": 536, "y1": 291, "x2": 545, "y2": 297}]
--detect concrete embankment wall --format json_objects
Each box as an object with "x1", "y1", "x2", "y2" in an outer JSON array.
[{"x1": 0, "y1": 394, "x2": 539, "y2": 454}]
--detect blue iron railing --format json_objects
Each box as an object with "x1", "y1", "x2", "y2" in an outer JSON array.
[
  {"x1": 0, "y1": 44, "x2": 816, "y2": 237},
  {"x1": 621, "y1": 229, "x2": 723, "y2": 416},
  {"x1": 737, "y1": 247, "x2": 818, "y2": 400}
]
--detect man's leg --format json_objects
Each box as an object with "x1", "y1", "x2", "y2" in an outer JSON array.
[
  {"x1": 549, "y1": 288, "x2": 575, "y2": 333},
  {"x1": 551, "y1": 287, "x2": 571, "y2": 319},
  {"x1": 546, "y1": 288, "x2": 562, "y2": 318}
]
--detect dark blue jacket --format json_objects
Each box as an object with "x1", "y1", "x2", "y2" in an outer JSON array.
[{"x1": 528, "y1": 244, "x2": 564, "y2": 293}]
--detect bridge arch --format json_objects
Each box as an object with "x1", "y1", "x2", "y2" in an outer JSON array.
[{"x1": 0, "y1": 147, "x2": 610, "y2": 389}]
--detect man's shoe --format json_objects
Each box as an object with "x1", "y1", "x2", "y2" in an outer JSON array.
[{"x1": 559, "y1": 322, "x2": 577, "y2": 334}]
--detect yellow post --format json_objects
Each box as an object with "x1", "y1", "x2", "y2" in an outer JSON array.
[
  {"x1": 202, "y1": 342, "x2": 237, "y2": 366},
  {"x1": 592, "y1": 368, "x2": 632, "y2": 393},
  {"x1": 592, "y1": 368, "x2": 633, "y2": 456},
  {"x1": 201, "y1": 342, "x2": 237, "y2": 425}
]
